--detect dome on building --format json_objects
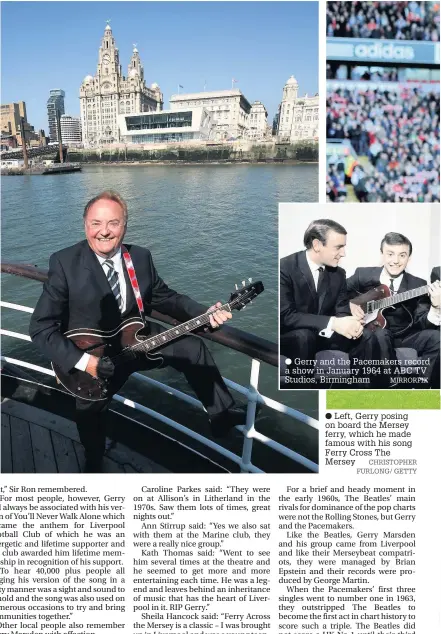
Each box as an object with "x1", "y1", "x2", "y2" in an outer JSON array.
[
  {"x1": 285, "y1": 75, "x2": 298, "y2": 86},
  {"x1": 133, "y1": 46, "x2": 138, "y2": 53},
  {"x1": 83, "y1": 75, "x2": 93, "y2": 83},
  {"x1": 151, "y1": 82, "x2": 160, "y2": 90},
  {"x1": 105, "y1": 23, "x2": 112, "y2": 31}
]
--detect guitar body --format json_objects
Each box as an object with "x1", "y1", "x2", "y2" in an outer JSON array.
[
  {"x1": 351, "y1": 284, "x2": 390, "y2": 331},
  {"x1": 51, "y1": 280, "x2": 264, "y2": 402},
  {"x1": 52, "y1": 317, "x2": 163, "y2": 401}
]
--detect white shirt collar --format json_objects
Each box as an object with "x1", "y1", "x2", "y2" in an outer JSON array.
[
  {"x1": 380, "y1": 267, "x2": 404, "y2": 291},
  {"x1": 95, "y1": 247, "x2": 122, "y2": 267},
  {"x1": 95, "y1": 247, "x2": 127, "y2": 313},
  {"x1": 305, "y1": 251, "x2": 324, "y2": 274}
]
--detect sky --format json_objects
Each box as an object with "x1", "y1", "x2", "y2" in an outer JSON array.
[{"x1": 1, "y1": 1, "x2": 318, "y2": 133}]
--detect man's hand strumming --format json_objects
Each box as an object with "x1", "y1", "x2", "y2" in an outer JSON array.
[{"x1": 332, "y1": 316, "x2": 364, "y2": 340}]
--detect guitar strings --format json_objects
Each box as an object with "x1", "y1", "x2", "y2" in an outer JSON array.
[
  {"x1": 370, "y1": 285, "x2": 429, "y2": 311},
  {"x1": 107, "y1": 290, "x2": 255, "y2": 363}
]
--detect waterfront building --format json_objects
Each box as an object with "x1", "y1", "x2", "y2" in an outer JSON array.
[
  {"x1": 277, "y1": 76, "x2": 319, "y2": 143},
  {"x1": 1, "y1": 132, "x2": 17, "y2": 151},
  {"x1": 60, "y1": 115, "x2": 82, "y2": 145},
  {"x1": 248, "y1": 101, "x2": 268, "y2": 141},
  {"x1": 80, "y1": 23, "x2": 163, "y2": 148},
  {"x1": 1, "y1": 101, "x2": 44, "y2": 147},
  {"x1": 169, "y1": 89, "x2": 251, "y2": 140},
  {"x1": 1, "y1": 101, "x2": 27, "y2": 138},
  {"x1": 118, "y1": 107, "x2": 214, "y2": 145},
  {"x1": 47, "y1": 90, "x2": 65, "y2": 142}
]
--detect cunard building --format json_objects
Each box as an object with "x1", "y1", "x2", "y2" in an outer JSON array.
[
  {"x1": 80, "y1": 23, "x2": 163, "y2": 147},
  {"x1": 277, "y1": 76, "x2": 319, "y2": 144}
]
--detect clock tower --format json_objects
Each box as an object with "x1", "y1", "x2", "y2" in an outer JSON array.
[
  {"x1": 98, "y1": 22, "x2": 121, "y2": 80},
  {"x1": 80, "y1": 22, "x2": 163, "y2": 148}
]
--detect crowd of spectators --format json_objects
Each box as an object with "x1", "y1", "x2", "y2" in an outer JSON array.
[
  {"x1": 327, "y1": 1, "x2": 440, "y2": 42},
  {"x1": 327, "y1": 64, "x2": 400, "y2": 82},
  {"x1": 326, "y1": 86, "x2": 440, "y2": 202}
]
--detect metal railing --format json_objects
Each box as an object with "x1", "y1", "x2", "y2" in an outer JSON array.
[{"x1": 1, "y1": 263, "x2": 319, "y2": 473}]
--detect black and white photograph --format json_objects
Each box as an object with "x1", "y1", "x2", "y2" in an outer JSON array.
[{"x1": 279, "y1": 203, "x2": 440, "y2": 390}]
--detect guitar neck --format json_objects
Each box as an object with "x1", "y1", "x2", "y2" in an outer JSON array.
[
  {"x1": 372, "y1": 285, "x2": 430, "y2": 311},
  {"x1": 136, "y1": 302, "x2": 232, "y2": 353}
]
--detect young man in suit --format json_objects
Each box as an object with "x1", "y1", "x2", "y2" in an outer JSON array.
[
  {"x1": 30, "y1": 191, "x2": 250, "y2": 471},
  {"x1": 280, "y1": 218, "x2": 379, "y2": 387},
  {"x1": 347, "y1": 232, "x2": 440, "y2": 388}
]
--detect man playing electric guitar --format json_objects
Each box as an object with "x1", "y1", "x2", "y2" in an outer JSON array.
[
  {"x1": 347, "y1": 232, "x2": 440, "y2": 388},
  {"x1": 29, "y1": 191, "x2": 257, "y2": 471}
]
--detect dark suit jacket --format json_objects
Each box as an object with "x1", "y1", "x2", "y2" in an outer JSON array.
[
  {"x1": 346, "y1": 267, "x2": 434, "y2": 336},
  {"x1": 280, "y1": 250, "x2": 350, "y2": 334},
  {"x1": 29, "y1": 241, "x2": 207, "y2": 373}
]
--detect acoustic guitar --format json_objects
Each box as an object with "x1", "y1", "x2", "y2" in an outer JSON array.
[
  {"x1": 53, "y1": 280, "x2": 264, "y2": 401},
  {"x1": 351, "y1": 283, "x2": 430, "y2": 331}
]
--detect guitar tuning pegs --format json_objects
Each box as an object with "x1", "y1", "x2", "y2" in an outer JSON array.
[
  {"x1": 235, "y1": 283, "x2": 238, "y2": 290},
  {"x1": 248, "y1": 278, "x2": 252, "y2": 283},
  {"x1": 242, "y1": 280, "x2": 246, "y2": 287}
]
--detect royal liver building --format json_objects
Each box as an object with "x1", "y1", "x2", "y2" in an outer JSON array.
[{"x1": 80, "y1": 23, "x2": 163, "y2": 147}]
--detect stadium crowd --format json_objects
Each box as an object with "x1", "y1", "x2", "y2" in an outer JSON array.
[
  {"x1": 327, "y1": 1, "x2": 440, "y2": 42},
  {"x1": 326, "y1": 86, "x2": 440, "y2": 202},
  {"x1": 327, "y1": 64, "x2": 400, "y2": 81}
]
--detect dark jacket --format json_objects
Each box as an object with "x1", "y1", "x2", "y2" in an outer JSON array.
[
  {"x1": 346, "y1": 267, "x2": 434, "y2": 336},
  {"x1": 29, "y1": 241, "x2": 207, "y2": 373},
  {"x1": 280, "y1": 250, "x2": 350, "y2": 334},
  {"x1": 431, "y1": 266, "x2": 440, "y2": 283}
]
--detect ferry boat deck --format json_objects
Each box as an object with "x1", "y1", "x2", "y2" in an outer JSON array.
[
  {"x1": 1, "y1": 397, "x2": 170, "y2": 474},
  {"x1": 1, "y1": 262, "x2": 319, "y2": 474}
]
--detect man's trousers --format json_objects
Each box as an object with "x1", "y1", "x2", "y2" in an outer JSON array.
[{"x1": 75, "y1": 330, "x2": 234, "y2": 461}]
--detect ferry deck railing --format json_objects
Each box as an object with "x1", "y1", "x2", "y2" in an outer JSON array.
[{"x1": 1, "y1": 263, "x2": 319, "y2": 473}]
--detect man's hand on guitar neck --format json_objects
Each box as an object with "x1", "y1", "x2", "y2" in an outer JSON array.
[
  {"x1": 207, "y1": 302, "x2": 233, "y2": 329},
  {"x1": 429, "y1": 281, "x2": 441, "y2": 309},
  {"x1": 350, "y1": 302, "x2": 365, "y2": 321}
]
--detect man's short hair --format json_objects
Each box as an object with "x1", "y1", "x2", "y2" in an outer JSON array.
[
  {"x1": 83, "y1": 191, "x2": 128, "y2": 224},
  {"x1": 380, "y1": 232, "x2": 412, "y2": 256},
  {"x1": 304, "y1": 219, "x2": 347, "y2": 249}
]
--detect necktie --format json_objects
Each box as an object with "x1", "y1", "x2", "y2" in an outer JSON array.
[
  {"x1": 389, "y1": 278, "x2": 396, "y2": 295},
  {"x1": 317, "y1": 266, "x2": 325, "y2": 293},
  {"x1": 104, "y1": 259, "x2": 123, "y2": 311},
  {"x1": 315, "y1": 266, "x2": 325, "y2": 313}
]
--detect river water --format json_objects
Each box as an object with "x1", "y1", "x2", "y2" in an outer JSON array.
[{"x1": 1, "y1": 164, "x2": 319, "y2": 470}]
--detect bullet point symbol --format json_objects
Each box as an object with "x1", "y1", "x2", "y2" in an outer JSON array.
[
  {"x1": 325, "y1": 413, "x2": 332, "y2": 419},
  {"x1": 285, "y1": 358, "x2": 292, "y2": 365}
]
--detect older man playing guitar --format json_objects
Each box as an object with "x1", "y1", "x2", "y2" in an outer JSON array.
[{"x1": 30, "y1": 191, "x2": 261, "y2": 471}]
